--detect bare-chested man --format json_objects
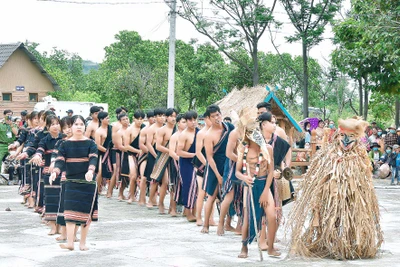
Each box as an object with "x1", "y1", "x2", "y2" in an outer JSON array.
[
  {"x1": 144, "y1": 108, "x2": 165, "y2": 210},
  {"x1": 257, "y1": 102, "x2": 291, "y2": 166},
  {"x1": 194, "y1": 114, "x2": 213, "y2": 226},
  {"x1": 107, "y1": 107, "x2": 127, "y2": 197},
  {"x1": 94, "y1": 111, "x2": 112, "y2": 194},
  {"x1": 113, "y1": 113, "x2": 130, "y2": 200},
  {"x1": 85, "y1": 106, "x2": 101, "y2": 139},
  {"x1": 124, "y1": 110, "x2": 145, "y2": 204},
  {"x1": 176, "y1": 111, "x2": 198, "y2": 222},
  {"x1": 257, "y1": 101, "x2": 292, "y2": 249},
  {"x1": 217, "y1": 127, "x2": 242, "y2": 235},
  {"x1": 138, "y1": 110, "x2": 155, "y2": 206},
  {"x1": 168, "y1": 114, "x2": 187, "y2": 216},
  {"x1": 148, "y1": 108, "x2": 177, "y2": 214},
  {"x1": 201, "y1": 104, "x2": 234, "y2": 234}
]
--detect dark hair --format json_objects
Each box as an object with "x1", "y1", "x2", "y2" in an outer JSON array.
[
  {"x1": 223, "y1": 116, "x2": 232, "y2": 122},
  {"x1": 318, "y1": 119, "x2": 324, "y2": 124},
  {"x1": 118, "y1": 113, "x2": 128, "y2": 121},
  {"x1": 71, "y1": 115, "x2": 86, "y2": 125},
  {"x1": 176, "y1": 114, "x2": 185, "y2": 123},
  {"x1": 134, "y1": 110, "x2": 145, "y2": 119},
  {"x1": 98, "y1": 111, "x2": 109, "y2": 122},
  {"x1": 185, "y1": 111, "x2": 198, "y2": 120},
  {"x1": 304, "y1": 121, "x2": 310, "y2": 131},
  {"x1": 42, "y1": 110, "x2": 55, "y2": 122},
  {"x1": 28, "y1": 111, "x2": 39, "y2": 121},
  {"x1": 166, "y1": 108, "x2": 178, "y2": 117},
  {"x1": 121, "y1": 106, "x2": 129, "y2": 113},
  {"x1": 21, "y1": 110, "x2": 28, "y2": 116},
  {"x1": 3, "y1": 109, "x2": 12, "y2": 115},
  {"x1": 205, "y1": 104, "x2": 220, "y2": 117},
  {"x1": 38, "y1": 110, "x2": 45, "y2": 120},
  {"x1": 90, "y1": 106, "x2": 101, "y2": 114},
  {"x1": 258, "y1": 112, "x2": 272, "y2": 130},
  {"x1": 115, "y1": 107, "x2": 123, "y2": 115},
  {"x1": 146, "y1": 110, "x2": 155, "y2": 118},
  {"x1": 258, "y1": 112, "x2": 272, "y2": 123},
  {"x1": 154, "y1": 108, "x2": 166, "y2": 116},
  {"x1": 45, "y1": 115, "x2": 60, "y2": 129},
  {"x1": 98, "y1": 106, "x2": 104, "y2": 110},
  {"x1": 60, "y1": 116, "x2": 72, "y2": 130},
  {"x1": 256, "y1": 102, "x2": 271, "y2": 111}
]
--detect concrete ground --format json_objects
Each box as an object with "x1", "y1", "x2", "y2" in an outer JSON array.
[{"x1": 0, "y1": 178, "x2": 399, "y2": 267}]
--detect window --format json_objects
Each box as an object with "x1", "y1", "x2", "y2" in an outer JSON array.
[
  {"x1": 29, "y1": 93, "x2": 38, "y2": 102},
  {"x1": 2, "y1": 93, "x2": 12, "y2": 101}
]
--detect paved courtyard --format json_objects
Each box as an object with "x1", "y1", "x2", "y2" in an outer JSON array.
[{"x1": 0, "y1": 179, "x2": 399, "y2": 267}]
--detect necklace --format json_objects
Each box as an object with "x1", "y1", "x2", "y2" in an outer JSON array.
[{"x1": 242, "y1": 142, "x2": 263, "y2": 180}]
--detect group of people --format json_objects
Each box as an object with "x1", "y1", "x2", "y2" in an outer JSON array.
[
  {"x1": 365, "y1": 122, "x2": 400, "y2": 184},
  {"x1": 1, "y1": 102, "x2": 383, "y2": 260}
]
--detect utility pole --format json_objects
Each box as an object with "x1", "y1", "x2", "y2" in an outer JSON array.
[{"x1": 167, "y1": 0, "x2": 176, "y2": 108}]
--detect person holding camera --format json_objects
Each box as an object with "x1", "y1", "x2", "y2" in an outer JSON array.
[{"x1": 0, "y1": 110, "x2": 18, "y2": 167}]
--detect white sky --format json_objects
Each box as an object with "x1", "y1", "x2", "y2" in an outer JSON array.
[{"x1": 1, "y1": 0, "x2": 350, "y2": 65}]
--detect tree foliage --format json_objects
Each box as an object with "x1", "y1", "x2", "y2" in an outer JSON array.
[{"x1": 179, "y1": 0, "x2": 277, "y2": 86}]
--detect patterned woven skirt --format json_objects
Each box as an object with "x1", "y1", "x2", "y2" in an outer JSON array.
[{"x1": 64, "y1": 179, "x2": 98, "y2": 225}]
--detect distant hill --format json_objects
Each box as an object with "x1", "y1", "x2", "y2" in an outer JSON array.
[{"x1": 82, "y1": 60, "x2": 99, "y2": 74}]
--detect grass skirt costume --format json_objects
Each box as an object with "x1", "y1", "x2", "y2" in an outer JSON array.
[{"x1": 287, "y1": 118, "x2": 383, "y2": 260}]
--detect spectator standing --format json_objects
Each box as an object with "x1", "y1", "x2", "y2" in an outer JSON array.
[
  {"x1": 0, "y1": 110, "x2": 18, "y2": 165},
  {"x1": 369, "y1": 142, "x2": 382, "y2": 171},
  {"x1": 66, "y1": 109, "x2": 73, "y2": 117},
  {"x1": 384, "y1": 125, "x2": 398, "y2": 148},
  {"x1": 391, "y1": 144, "x2": 400, "y2": 185}
]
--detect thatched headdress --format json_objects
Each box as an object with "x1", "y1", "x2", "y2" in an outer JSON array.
[
  {"x1": 237, "y1": 107, "x2": 270, "y2": 163},
  {"x1": 338, "y1": 116, "x2": 369, "y2": 137}
]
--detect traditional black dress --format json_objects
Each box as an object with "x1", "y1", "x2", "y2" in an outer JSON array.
[{"x1": 54, "y1": 139, "x2": 98, "y2": 225}]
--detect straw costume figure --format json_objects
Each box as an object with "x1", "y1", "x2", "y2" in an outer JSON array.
[{"x1": 287, "y1": 117, "x2": 383, "y2": 260}]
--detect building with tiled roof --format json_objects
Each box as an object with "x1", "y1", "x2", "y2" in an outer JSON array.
[{"x1": 0, "y1": 42, "x2": 60, "y2": 115}]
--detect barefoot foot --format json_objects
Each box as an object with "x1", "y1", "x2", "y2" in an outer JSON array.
[
  {"x1": 60, "y1": 243, "x2": 74, "y2": 251},
  {"x1": 186, "y1": 214, "x2": 197, "y2": 222},
  {"x1": 196, "y1": 219, "x2": 203, "y2": 226},
  {"x1": 268, "y1": 248, "x2": 281, "y2": 258},
  {"x1": 217, "y1": 224, "x2": 225, "y2": 236},
  {"x1": 238, "y1": 246, "x2": 248, "y2": 258},
  {"x1": 200, "y1": 226, "x2": 209, "y2": 234},
  {"x1": 79, "y1": 244, "x2": 89, "y2": 251},
  {"x1": 209, "y1": 220, "x2": 218, "y2": 227},
  {"x1": 224, "y1": 225, "x2": 235, "y2": 232}
]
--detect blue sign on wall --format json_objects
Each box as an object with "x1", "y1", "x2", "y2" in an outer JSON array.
[{"x1": 16, "y1": 86, "x2": 25, "y2": 91}]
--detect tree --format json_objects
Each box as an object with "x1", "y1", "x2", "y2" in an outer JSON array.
[
  {"x1": 179, "y1": 0, "x2": 277, "y2": 86},
  {"x1": 332, "y1": 0, "x2": 400, "y2": 120},
  {"x1": 278, "y1": 0, "x2": 342, "y2": 118}
]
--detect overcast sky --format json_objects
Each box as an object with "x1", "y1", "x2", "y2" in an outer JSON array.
[{"x1": 1, "y1": 0, "x2": 349, "y2": 65}]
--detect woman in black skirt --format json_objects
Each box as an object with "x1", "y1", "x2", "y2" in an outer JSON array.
[{"x1": 50, "y1": 115, "x2": 98, "y2": 251}]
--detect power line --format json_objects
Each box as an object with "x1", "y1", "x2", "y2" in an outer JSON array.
[{"x1": 37, "y1": 0, "x2": 170, "y2": 5}]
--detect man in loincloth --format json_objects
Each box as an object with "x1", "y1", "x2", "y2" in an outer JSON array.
[
  {"x1": 144, "y1": 108, "x2": 165, "y2": 209},
  {"x1": 168, "y1": 113, "x2": 187, "y2": 216},
  {"x1": 176, "y1": 111, "x2": 198, "y2": 222},
  {"x1": 194, "y1": 114, "x2": 214, "y2": 226},
  {"x1": 124, "y1": 110, "x2": 145, "y2": 204},
  {"x1": 107, "y1": 107, "x2": 128, "y2": 197},
  {"x1": 85, "y1": 106, "x2": 101, "y2": 139},
  {"x1": 138, "y1": 110, "x2": 155, "y2": 206},
  {"x1": 148, "y1": 108, "x2": 177, "y2": 214},
  {"x1": 201, "y1": 104, "x2": 234, "y2": 233},
  {"x1": 94, "y1": 111, "x2": 113, "y2": 195},
  {"x1": 113, "y1": 113, "x2": 130, "y2": 201},
  {"x1": 217, "y1": 127, "x2": 242, "y2": 236}
]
